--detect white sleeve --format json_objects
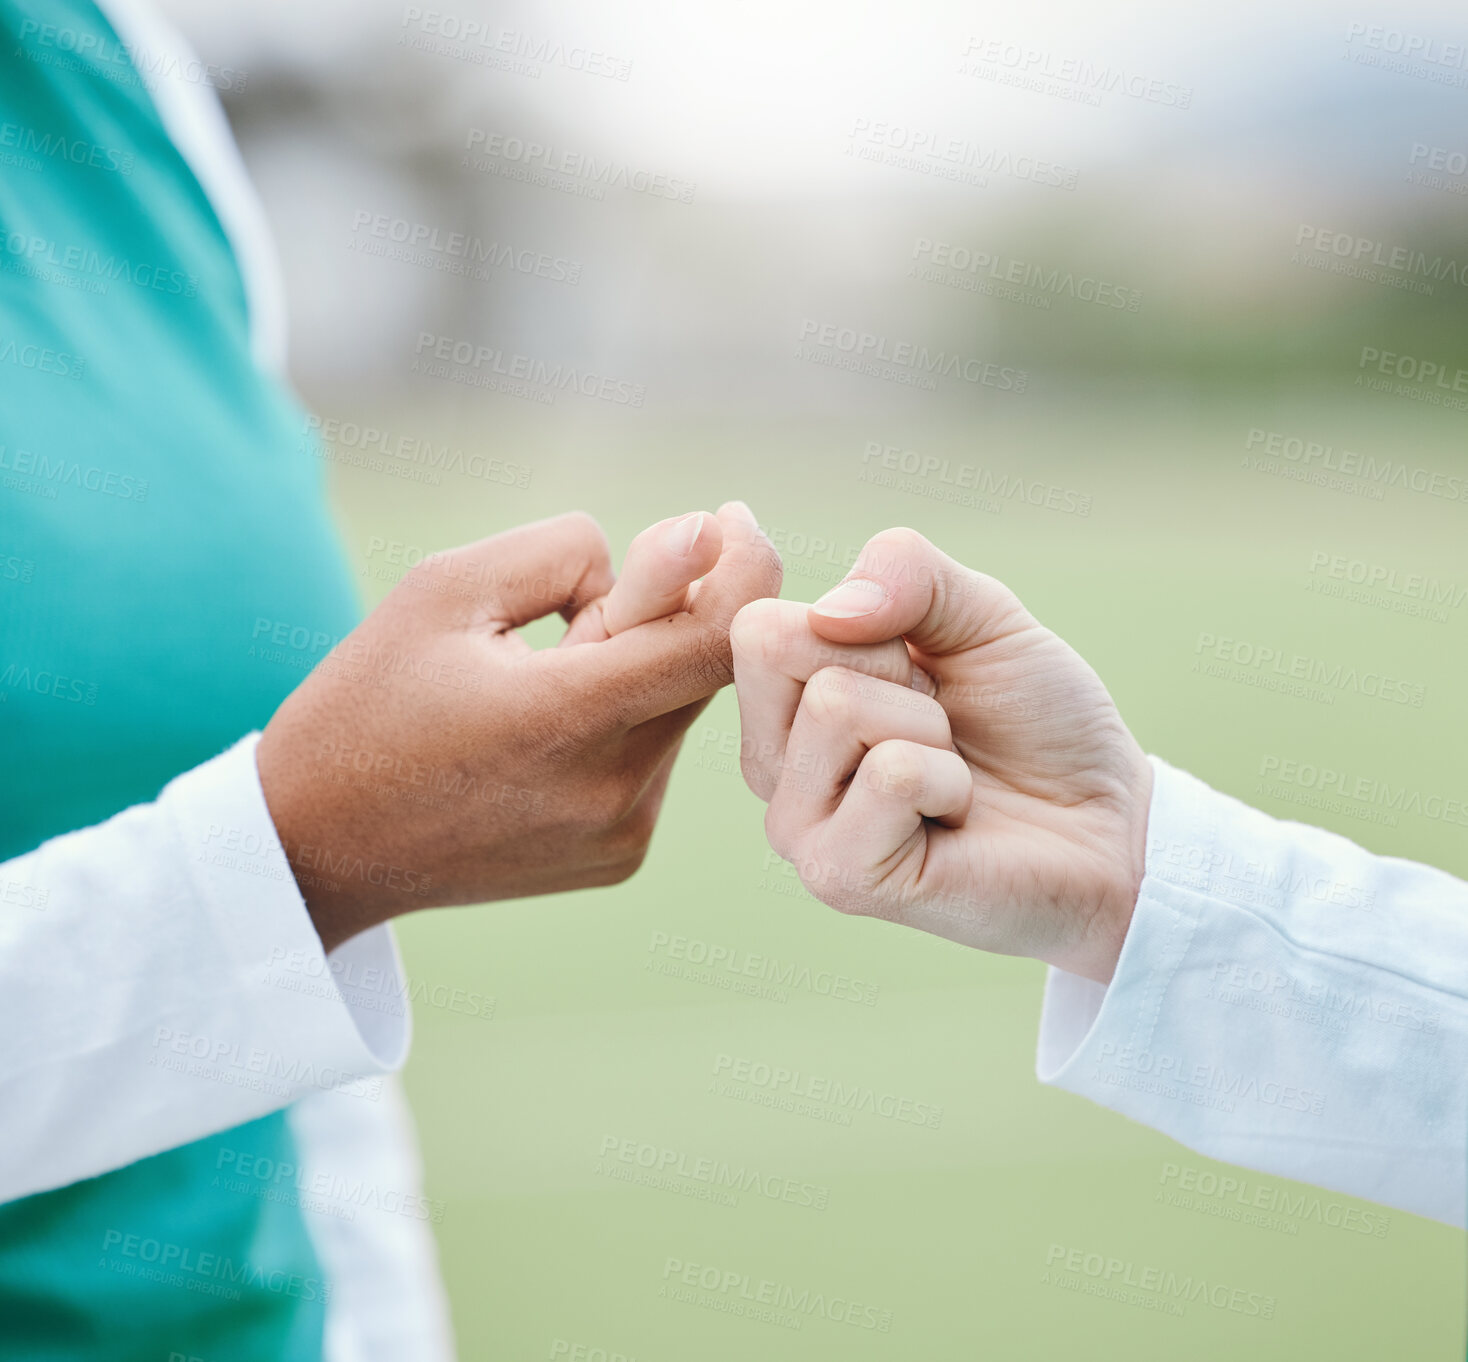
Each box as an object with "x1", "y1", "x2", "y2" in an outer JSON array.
[
  {"x1": 288, "y1": 1080, "x2": 457, "y2": 1362},
  {"x1": 0, "y1": 733, "x2": 410, "y2": 1203},
  {"x1": 1036, "y1": 756, "x2": 1468, "y2": 1227}
]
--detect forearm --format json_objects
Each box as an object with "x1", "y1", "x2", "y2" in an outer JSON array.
[{"x1": 0, "y1": 735, "x2": 409, "y2": 1201}]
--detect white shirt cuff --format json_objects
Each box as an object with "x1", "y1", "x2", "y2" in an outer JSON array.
[
  {"x1": 1034, "y1": 754, "x2": 1468, "y2": 1225},
  {"x1": 1037, "y1": 755, "x2": 1199, "y2": 1085},
  {"x1": 159, "y1": 732, "x2": 411, "y2": 1087}
]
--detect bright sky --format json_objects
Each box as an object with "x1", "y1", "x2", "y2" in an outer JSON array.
[{"x1": 162, "y1": 0, "x2": 1468, "y2": 195}]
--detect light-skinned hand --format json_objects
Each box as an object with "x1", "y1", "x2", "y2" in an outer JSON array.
[{"x1": 730, "y1": 527, "x2": 1151, "y2": 984}]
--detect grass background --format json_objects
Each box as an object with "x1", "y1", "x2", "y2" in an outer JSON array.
[{"x1": 318, "y1": 379, "x2": 1468, "y2": 1359}]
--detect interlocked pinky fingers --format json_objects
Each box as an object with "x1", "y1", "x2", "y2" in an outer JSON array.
[{"x1": 825, "y1": 739, "x2": 973, "y2": 859}]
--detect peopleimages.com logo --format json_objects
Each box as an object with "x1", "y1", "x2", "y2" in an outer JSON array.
[
  {"x1": 660, "y1": 1256, "x2": 893, "y2": 1332},
  {"x1": 98, "y1": 1228, "x2": 329, "y2": 1303},
  {"x1": 797, "y1": 319, "x2": 1027, "y2": 392},
  {"x1": 1043, "y1": 1244, "x2": 1275, "y2": 1318}
]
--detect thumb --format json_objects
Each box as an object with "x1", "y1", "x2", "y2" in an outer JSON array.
[
  {"x1": 404, "y1": 511, "x2": 614, "y2": 629},
  {"x1": 806, "y1": 527, "x2": 1030, "y2": 657}
]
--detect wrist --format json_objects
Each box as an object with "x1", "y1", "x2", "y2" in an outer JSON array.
[
  {"x1": 1059, "y1": 746, "x2": 1154, "y2": 986},
  {"x1": 255, "y1": 722, "x2": 400, "y2": 954}
]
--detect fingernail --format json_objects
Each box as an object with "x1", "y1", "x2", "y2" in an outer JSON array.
[
  {"x1": 664, "y1": 511, "x2": 705, "y2": 557},
  {"x1": 812, "y1": 577, "x2": 887, "y2": 618}
]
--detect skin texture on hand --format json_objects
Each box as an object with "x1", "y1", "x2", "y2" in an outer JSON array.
[
  {"x1": 730, "y1": 527, "x2": 1152, "y2": 985},
  {"x1": 258, "y1": 503, "x2": 781, "y2": 953}
]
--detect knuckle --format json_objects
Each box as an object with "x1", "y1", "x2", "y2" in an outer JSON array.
[
  {"x1": 876, "y1": 525, "x2": 929, "y2": 554},
  {"x1": 729, "y1": 597, "x2": 789, "y2": 669},
  {"x1": 974, "y1": 571, "x2": 1028, "y2": 626},
  {"x1": 591, "y1": 788, "x2": 661, "y2": 874},
  {"x1": 750, "y1": 533, "x2": 784, "y2": 596},
  {"x1": 559, "y1": 509, "x2": 607, "y2": 545},
  {"x1": 864, "y1": 740, "x2": 927, "y2": 800},
  {"x1": 763, "y1": 805, "x2": 797, "y2": 862},
  {"x1": 819, "y1": 887, "x2": 863, "y2": 917},
  {"x1": 860, "y1": 526, "x2": 929, "y2": 578},
  {"x1": 902, "y1": 687, "x2": 951, "y2": 738},
  {"x1": 388, "y1": 557, "x2": 464, "y2": 618},
  {"x1": 740, "y1": 752, "x2": 777, "y2": 802},
  {"x1": 801, "y1": 666, "x2": 858, "y2": 727},
  {"x1": 685, "y1": 628, "x2": 734, "y2": 692},
  {"x1": 605, "y1": 812, "x2": 656, "y2": 867},
  {"x1": 815, "y1": 636, "x2": 905, "y2": 682}
]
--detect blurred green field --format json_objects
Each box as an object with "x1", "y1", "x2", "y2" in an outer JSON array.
[{"x1": 322, "y1": 382, "x2": 1467, "y2": 1359}]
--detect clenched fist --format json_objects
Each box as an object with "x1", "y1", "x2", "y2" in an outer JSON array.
[
  {"x1": 259, "y1": 502, "x2": 781, "y2": 951},
  {"x1": 730, "y1": 528, "x2": 1152, "y2": 984}
]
